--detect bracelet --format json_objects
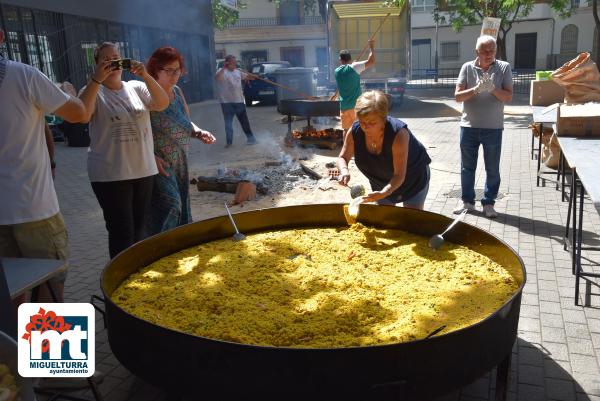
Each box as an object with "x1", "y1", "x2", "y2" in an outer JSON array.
[
  {"x1": 50, "y1": 161, "x2": 56, "y2": 169},
  {"x1": 91, "y1": 77, "x2": 102, "y2": 85}
]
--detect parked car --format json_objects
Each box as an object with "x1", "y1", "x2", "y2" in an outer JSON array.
[{"x1": 243, "y1": 61, "x2": 291, "y2": 106}]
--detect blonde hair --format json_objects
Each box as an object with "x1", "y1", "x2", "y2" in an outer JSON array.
[
  {"x1": 354, "y1": 90, "x2": 389, "y2": 119},
  {"x1": 93, "y1": 42, "x2": 118, "y2": 63}
]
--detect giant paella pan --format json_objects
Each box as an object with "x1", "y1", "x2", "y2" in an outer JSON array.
[{"x1": 98, "y1": 204, "x2": 525, "y2": 401}]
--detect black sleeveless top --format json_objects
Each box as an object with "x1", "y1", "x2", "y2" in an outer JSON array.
[{"x1": 352, "y1": 116, "x2": 431, "y2": 202}]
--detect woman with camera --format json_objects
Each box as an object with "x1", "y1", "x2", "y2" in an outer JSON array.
[
  {"x1": 78, "y1": 42, "x2": 169, "y2": 259},
  {"x1": 145, "y1": 46, "x2": 216, "y2": 234}
]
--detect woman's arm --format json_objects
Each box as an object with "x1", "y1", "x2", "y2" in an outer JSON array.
[
  {"x1": 337, "y1": 128, "x2": 355, "y2": 186},
  {"x1": 130, "y1": 61, "x2": 169, "y2": 111},
  {"x1": 175, "y1": 86, "x2": 216, "y2": 144},
  {"x1": 77, "y1": 60, "x2": 112, "y2": 123},
  {"x1": 363, "y1": 128, "x2": 409, "y2": 202}
]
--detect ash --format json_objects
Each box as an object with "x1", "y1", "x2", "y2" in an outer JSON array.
[{"x1": 216, "y1": 152, "x2": 323, "y2": 195}]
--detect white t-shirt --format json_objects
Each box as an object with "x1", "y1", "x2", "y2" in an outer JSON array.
[
  {"x1": 216, "y1": 69, "x2": 245, "y2": 104},
  {"x1": 87, "y1": 80, "x2": 158, "y2": 182},
  {"x1": 350, "y1": 60, "x2": 367, "y2": 75},
  {"x1": 0, "y1": 56, "x2": 69, "y2": 225}
]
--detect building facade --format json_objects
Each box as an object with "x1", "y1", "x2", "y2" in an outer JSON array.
[
  {"x1": 411, "y1": 0, "x2": 598, "y2": 75},
  {"x1": 0, "y1": 0, "x2": 216, "y2": 102},
  {"x1": 214, "y1": 0, "x2": 327, "y2": 79}
]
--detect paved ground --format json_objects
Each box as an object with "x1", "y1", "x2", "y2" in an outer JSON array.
[{"x1": 49, "y1": 88, "x2": 600, "y2": 401}]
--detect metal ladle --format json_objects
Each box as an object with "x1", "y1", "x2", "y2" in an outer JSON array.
[
  {"x1": 224, "y1": 203, "x2": 246, "y2": 242},
  {"x1": 428, "y1": 209, "x2": 468, "y2": 250},
  {"x1": 349, "y1": 184, "x2": 366, "y2": 199}
]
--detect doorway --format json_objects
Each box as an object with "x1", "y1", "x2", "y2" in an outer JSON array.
[
  {"x1": 514, "y1": 33, "x2": 537, "y2": 69},
  {"x1": 411, "y1": 39, "x2": 431, "y2": 77},
  {"x1": 280, "y1": 46, "x2": 304, "y2": 66}
]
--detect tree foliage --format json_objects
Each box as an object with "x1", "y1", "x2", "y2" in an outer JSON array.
[
  {"x1": 212, "y1": 0, "x2": 247, "y2": 30},
  {"x1": 386, "y1": 0, "x2": 572, "y2": 61}
]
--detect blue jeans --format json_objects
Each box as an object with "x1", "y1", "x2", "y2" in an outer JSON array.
[
  {"x1": 460, "y1": 127, "x2": 502, "y2": 206},
  {"x1": 220, "y1": 103, "x2": 254, "y2": 145}
]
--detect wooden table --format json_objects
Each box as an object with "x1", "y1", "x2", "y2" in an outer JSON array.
[
  {"x1": 558, "y1": 137, "x2": 600, "y2": 305},
  {"x1": 531, "y1": 106, "x2": 558, "y2": 187}
]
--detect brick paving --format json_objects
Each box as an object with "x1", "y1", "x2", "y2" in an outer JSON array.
[{"x1": 49, "y1": 88, "x2": 600, "y2": 400}]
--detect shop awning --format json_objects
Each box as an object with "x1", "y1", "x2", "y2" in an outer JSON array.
[{"x1": 331, "y1": 2, "x2": 402, "y2": 19}]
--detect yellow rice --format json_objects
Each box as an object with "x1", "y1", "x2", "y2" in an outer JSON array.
[{"x1": 113, "y1": 224, "x2": 522, "y2": 348}]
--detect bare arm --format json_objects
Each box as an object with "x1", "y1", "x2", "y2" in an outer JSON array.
[
  {"x1": 130, "y1": 61, "x2": 169, "y2": 111},
  {"x1": 215, "y1": 66, "x2": 226, "y2": 81},
  {"x1": 491, "y1": 84, "x2": 513, "y2": 103},
  {"x1": 337, "y1": 128, "x2": 355, "y2": 186},
  {"x1": 364, "y1": 39, "x2": 376, "y2": 70},
  {"x1": 77, "y1": 60, "x2": 112, "y2": 123},
  {"x1": 44, "y1": 123, "x2": 56, "y2": 178},
  {"x1": 53, "y1": 96, "x2": 86, "y2": 123},
  {"x1": 455, "y1": 83, "x2": 478, "y2": 103},
  {"x1": 363, "y1": 129, "x2": 409, "y2": 202}
]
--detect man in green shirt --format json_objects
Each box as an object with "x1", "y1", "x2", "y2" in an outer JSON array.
[{"x1": 335, "y1": 39, "x2": 375, "y2": 131}]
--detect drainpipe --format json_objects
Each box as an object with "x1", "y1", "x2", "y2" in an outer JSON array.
[{"x1": 549, "y1": 17, "x2": 555, "y2": 68}]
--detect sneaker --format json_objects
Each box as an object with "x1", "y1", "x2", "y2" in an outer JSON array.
[
  {"x1": 246, "y1": 137, "x2": 257, "y2": 145},
  {"x1": 224, "y1": 143, "x2": 232, "y2": 148},
  {"x1": 483, "y1": 204, "x2": 498, "y2": 218},
  {"x1": 453, "y1": 202, "x2": 476, "y2": 215}
]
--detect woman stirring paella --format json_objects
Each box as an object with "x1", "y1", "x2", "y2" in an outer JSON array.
[{"x1": 338, "y1": 90, "x2": 431, "y2": 209}]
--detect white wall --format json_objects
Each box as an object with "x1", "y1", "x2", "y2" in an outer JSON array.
[
  {"x1": 411, "y1": 4, "x2": 596, "y2": 71},
  {"x1": 217, "y1": 39, "x2": 325, "y2": 66},
  {"x1": 238, "y1": 0, "x2": 278, "y2": 18}
]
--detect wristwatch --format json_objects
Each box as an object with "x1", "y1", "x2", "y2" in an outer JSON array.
[{"x1": 50, "y1": 161, "x2": 56, "y2": 169}]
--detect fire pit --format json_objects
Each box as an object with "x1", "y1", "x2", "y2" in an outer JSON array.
[
  {"x1": 286, "y1": 126, "x2": 345, "y2": 149},
  {"x1": 278, "y1": 98, "x2": 342, "y2": 149}
]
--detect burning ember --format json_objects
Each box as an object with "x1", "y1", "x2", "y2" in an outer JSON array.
[{"x1": 287, "y1": 126, "x2": 345, "y2": 150}]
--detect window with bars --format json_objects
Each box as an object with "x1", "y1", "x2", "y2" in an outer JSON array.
[
  {"x1": 411, "y1": 0, "x2": 436, "y2": 12},
  {"x1": 441, "y1": 41, "x2": 460, "y2": 61},
  {"x1": 560, "y1": 24, "x2": 578, "y2": 54}
]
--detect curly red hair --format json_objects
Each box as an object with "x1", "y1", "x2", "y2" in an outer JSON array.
[{"x1": 147, "y1": 47, "x2": 186, "y2": 79}]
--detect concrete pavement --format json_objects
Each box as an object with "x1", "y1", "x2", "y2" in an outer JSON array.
[{"x1": 50, "y1": 88, "x2": 600, "y2": 401}]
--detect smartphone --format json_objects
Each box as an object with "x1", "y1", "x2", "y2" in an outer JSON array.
[{"x1": 110, "y1": 59, "x2": 132, "y2": 70}]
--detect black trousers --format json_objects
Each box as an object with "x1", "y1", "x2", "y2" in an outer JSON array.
[{"x1": 91, "y1": 175, "x2": 154, "y2": 259}]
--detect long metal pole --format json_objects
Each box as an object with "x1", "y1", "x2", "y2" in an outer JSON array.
[{"x1": 434, "y1": 11, "x2": 439, "y2": 83}]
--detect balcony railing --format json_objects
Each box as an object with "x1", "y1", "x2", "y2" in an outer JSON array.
[{"x1": 223, "y1": 15, "x2": 324, "y2": 28}]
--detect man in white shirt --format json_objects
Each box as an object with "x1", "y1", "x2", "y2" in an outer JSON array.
[
  {"x1": 0, "y1": 29, "x2": 87, "y2": 304},
  {"x1": 215, "y1": 55, "x2": 257, "y2": 148}
]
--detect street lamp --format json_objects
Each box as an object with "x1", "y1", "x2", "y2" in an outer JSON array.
[{"x1": 434, "y1": 8, "x2": 439, "y2": 83}]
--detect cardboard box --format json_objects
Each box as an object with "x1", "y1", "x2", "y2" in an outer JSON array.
[
  {"x1": 530, "y1": 80, "x2": 565, "y2": 106},
  {"x1": 556, "y1": 103, "x2": 600, "y2": 137}
]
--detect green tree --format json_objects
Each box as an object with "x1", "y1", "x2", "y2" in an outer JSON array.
[
  {"x1": 213, "y1": 0, "x2": 247, "y2": 30},
  {"x1": 386, "y1": 0, "x2": 571, "y2": 61}
]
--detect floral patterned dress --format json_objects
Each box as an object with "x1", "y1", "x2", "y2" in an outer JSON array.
[{"x1": 147, "y1": 87, "x2": 193, "y2": 234}]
